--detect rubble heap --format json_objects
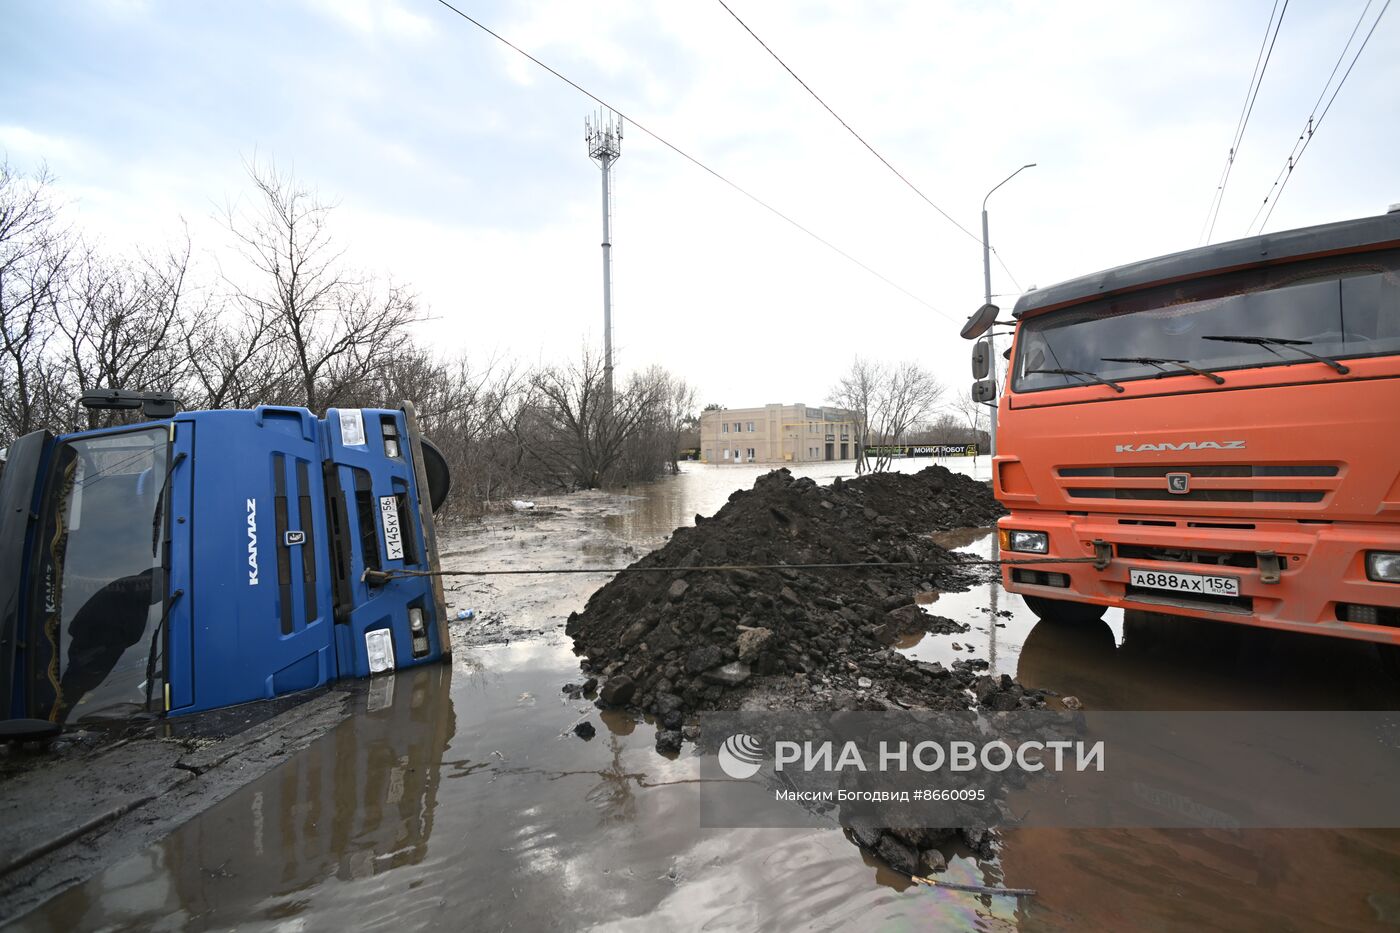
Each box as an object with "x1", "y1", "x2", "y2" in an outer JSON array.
[{"x1": 566, "y1": 465, "x2": 1036, "y2": 743}]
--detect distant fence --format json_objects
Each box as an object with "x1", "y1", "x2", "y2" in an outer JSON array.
[{"x1": 864, "y1": 444, "x2": 979, "y2": 458}]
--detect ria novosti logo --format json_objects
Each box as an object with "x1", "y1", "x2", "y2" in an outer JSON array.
[{"x1": 718, "y1": 733, "x2": 764, "y2": 779}]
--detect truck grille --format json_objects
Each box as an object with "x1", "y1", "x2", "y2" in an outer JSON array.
[
  {"x1": 1116, "y1": 543, "x2": 1259, "y2": 569},
  {"x1": 1058, "y1": 464, "x2": 1337, "y2": 505}
]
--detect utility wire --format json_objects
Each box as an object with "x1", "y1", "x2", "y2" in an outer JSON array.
[
  {"x1": 365, "y1": 554, "x2": 1102, "y2": 583},
  {"x1": 1251, "y1": 0, "x2": 1389, "y2": 234},
  {"x1": 1199, "y1": 0, "x2": 1288, "y2": 245},
  {"x1": 713, "y1": 0, "x2": 980, "y2": 244},
  {"x1": 712, "y1": 0, "x2": 1028, "y2": 296},
  {"x1": 429, "y1": 0, "x2": 953, "y2": 321},
  {"x1": 992, "y1": 250, "x2": 1023, "y2": 293}
]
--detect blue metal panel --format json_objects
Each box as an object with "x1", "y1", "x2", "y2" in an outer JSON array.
[
  {"x1": 324, "y1": 408, "x2": 441, "y2": 677},
  {"x1": 176, "y1": 407, "x2": 337, "y2": 714}
]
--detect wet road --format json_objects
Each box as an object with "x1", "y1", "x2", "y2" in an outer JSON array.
[{"x1": 13, "y1": 460, "x2": 1400, "y2": 931}]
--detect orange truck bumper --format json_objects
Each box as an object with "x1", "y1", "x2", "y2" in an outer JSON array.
[{"x1": 999, "y1": 512, "x2": 1400, "y2": 645}]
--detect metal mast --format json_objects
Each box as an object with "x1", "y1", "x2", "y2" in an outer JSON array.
[
  {"x1": 980, "y1": 163, "x2": 1035, "y2": 458},
  {"x1": 586, "y1": 110, "x2": 623, "y2": 405}
]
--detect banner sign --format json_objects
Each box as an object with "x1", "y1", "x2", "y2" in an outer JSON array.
[{"x1": 864, "y1": 444, "x2": 979, "y2": 458}]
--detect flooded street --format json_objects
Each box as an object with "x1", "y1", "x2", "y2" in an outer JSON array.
[{"x1": 14, "y1": 460, "x2": 1400, "y2": 932}]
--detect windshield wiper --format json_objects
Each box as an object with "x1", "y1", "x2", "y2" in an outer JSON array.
[
  {"x1": 1028, "y1": 368, "x2": 1125, "y2": 393},
  {"x1": 1201, "y1": 335, "x2": 1350, "y2": 374},
  {"x1": 1101, "y1": 357, "x2": 1225, "y2": 385},
  {"x1": 150, "y1": 452, "x2": 187, "y2": 557}
]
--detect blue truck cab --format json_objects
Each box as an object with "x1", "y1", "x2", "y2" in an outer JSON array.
[{"x1": 0, "y1": 393, "x2": 451, "y2": 727}]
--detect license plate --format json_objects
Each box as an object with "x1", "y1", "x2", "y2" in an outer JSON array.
[
  {"x1": 379, "y1": 495, "x2": 405, "y2": 560},
  {"x1": 1130, "y1": 568, "x2": 1239, "y2": 597}
]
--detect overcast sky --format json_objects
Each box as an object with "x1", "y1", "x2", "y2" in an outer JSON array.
[{"x1": 4, "y1": 0, "x2": 1397, "y2": 409}]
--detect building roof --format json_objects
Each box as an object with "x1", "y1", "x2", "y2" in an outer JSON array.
[{"x1": 1012, "y1": 209, "x2": 1400, "y2": 320}]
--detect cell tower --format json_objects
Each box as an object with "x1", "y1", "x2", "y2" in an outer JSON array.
[{"x1": 586, "y1": 109, "x2": 623, "y2": 405}]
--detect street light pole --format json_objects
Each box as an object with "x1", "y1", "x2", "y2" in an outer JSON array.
[{"x1": 981, "y1": 163, "x2": 1035, "y2": 459}]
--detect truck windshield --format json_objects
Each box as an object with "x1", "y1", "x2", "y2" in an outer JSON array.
[
  {"x1": 31, "y1": 426, "x2": 169, "y2": 724},
  {"x1": 1013, "y1": 249, "x2": 1400, "y2": 393}
]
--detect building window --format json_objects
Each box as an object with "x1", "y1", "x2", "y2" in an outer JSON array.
[
  {"x1": 705, "y1": 449, "x2": 713, "y2": 461},
  {"x1": 746, "y1": 421, "x2": 755, "y2": 432},
  {"x1": 722, "y1": 423, "x2": 729, "y2": 434},
  {"x1": 733, "y1": 422, "x2": 741, "y2": 432},
  {"x1": 722, "y1": 449, "x2": 730, "y2": 459},
  {"x1": 734, "y1": 449, "x2": 740, "y2": 461},
  {"x1": 747, "y1": 448, "x2": 755, "y2": 460}
]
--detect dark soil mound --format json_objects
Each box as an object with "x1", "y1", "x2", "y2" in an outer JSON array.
[{"x1": 566, "y1": 466, "x2": 1032, "y2": 734}]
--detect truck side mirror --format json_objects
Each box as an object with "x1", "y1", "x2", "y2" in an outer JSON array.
[
  {"x1": 971, "y1": 379, "x2": 997, "y2": 403},
  {"x1": 972, "y1": 339, "x2": 991, "y2": 379},
  {"x1": 80, "y1": 389, "x2": 180, "y2": 419},
  {"x1": 960, "y1": 303, "x2": 999, "y2": 340},
  {"x1": 419, "y1": 437, "x2": 452, "y2": 513}
]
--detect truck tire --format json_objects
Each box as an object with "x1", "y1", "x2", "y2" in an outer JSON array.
[{"x1": 1023, "y1": 594, "x2": 1106, "y2": 625}]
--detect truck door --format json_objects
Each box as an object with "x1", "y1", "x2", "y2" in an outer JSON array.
[{"x1": 177, "y1": 407, "x2": 336, "y2": 714}]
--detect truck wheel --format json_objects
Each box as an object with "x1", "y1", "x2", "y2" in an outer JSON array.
[{"x1": 1023, "y1": 594, "x2": 1106, "y2": 625}]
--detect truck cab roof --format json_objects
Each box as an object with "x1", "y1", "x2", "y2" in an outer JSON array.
[{"x1": 1013, "y1": 210, "x2": 1400, "y2": 321}]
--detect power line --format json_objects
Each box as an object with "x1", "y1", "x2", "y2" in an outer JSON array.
[
  {"x1": 991, "y1": 249, "x2": 1022, "y2": 293},
  {"x1": 428, "y1": 0, "x2": 953, "y2": 321},
  {"x1": 1199, "y1": 0, "x2": 1288, "y2": 245},
  {"x1": 1248, "y1": 0, "x2": 1390, "y2": 234},
  {"x1": 710, "y1": 0, "x2": 1032, "y2": 297},
  {"x1": 713, "y1": 0, "x2": 982, "y2": 246}
]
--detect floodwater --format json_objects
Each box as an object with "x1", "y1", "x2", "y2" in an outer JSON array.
[{"x1": 13, "y1": 459, "x2": 1400, "y2": 932}]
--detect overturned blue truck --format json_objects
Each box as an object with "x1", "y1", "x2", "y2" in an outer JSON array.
[{"x1": 0, "y1": 391, "x2": 451, "y2": 733}]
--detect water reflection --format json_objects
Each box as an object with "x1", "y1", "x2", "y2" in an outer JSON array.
[
  {"x1": 29, "y1": 665, "x2": 455, "y2": 931},
  {"x1": 1018, "y1": 609, "x2": 1400, "y2": 710}
]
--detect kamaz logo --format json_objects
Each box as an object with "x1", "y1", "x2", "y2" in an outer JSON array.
[
  {"x1": 247, "y1": 498, "x2": 259, "y2": 585},
  {"x1": 1115, "y1": 440, "x2": 1246, "y2": 453}
]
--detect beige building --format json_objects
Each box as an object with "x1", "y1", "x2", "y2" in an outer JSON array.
[{"x1": 700, "y1": 404, "x2": 860, "y2": 464}]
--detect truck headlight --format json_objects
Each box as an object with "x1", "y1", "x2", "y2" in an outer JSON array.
[
  {"x1": 409, "y1": 607, "x2": 430, "y2": 657},
  {"x1": 1367, "y1": 551, "x2": 1400, "y2": 583},
  {"x1": 1006, "y1": 530, "x2": 1049, "y2": 554}
]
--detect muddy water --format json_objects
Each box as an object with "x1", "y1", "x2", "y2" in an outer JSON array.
[{"x1": 15, "y1": 460, "x2": 1400, "y2": 932}]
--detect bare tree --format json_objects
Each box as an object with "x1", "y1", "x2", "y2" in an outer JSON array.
[
  {"x1": 829, "y1": 356, "x2": 879, "y2": 474},
  {"x1": 53, "y1": 241, "x2": 194, "y2": 429},
  {"x1": 953, "y1": 389, "x2": 986, "y2": 447},
  {"x1": 224, "y1": 160, "x2": 422, "y2": 412},
  {"x1": 830, "y1": 357, "x2": 945, "y2": 473},
  {"x1": 518, "y1": 346, "x2": 672, "y2": 490},
  {"x1": 631, "y1": 364, "x2": 696, "y2": 473},
  {"x1": 179, "y1": 296, "x2": 285, "y2": 410},
  {"x1": 0, "y1": 163, "x2": 73, "y2": 444}
]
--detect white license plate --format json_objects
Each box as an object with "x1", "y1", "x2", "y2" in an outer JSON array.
[
  {"x1": 1130, "y1": 568, "x2": 1239, "y2": 597},
  {"x1": 379, "y1": 495, "x2": 405, "y2": 561}
]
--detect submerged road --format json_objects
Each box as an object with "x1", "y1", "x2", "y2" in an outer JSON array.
[{"x1": 6, "y1": 459, "x2": 1400, "y2": 931}]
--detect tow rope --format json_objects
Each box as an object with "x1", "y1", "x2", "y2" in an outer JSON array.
[{"x1": 363, "y1": 555, "x2": 1102, "y2": 584}]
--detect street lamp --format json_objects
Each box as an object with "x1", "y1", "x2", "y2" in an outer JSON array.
[{"x1": 981, "y1": 163, "x2": 1035, "y2": 459}]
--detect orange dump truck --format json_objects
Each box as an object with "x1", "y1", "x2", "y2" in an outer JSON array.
[{"x1": 975, "y1": 209, "x2": 1400, "y2": 645}]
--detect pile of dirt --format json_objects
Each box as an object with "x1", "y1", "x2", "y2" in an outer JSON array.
[{"x1": 565, "y1": 465, "x2": 1036, "y2": 749}]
